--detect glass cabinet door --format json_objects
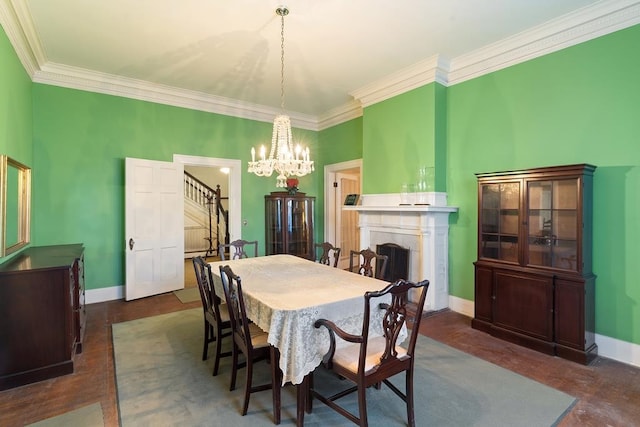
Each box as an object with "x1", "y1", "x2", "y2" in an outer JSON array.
[
  {"x1": 265, "y1": 198, "x2": 284, "y2": 254},
  {"x1": 286, "y1": 198, "x2": 312, "y2": 256},
  {"x1": 527, "y1": 178, "x2": 578, "y2": 270},
  {"x1": 265, "y1": 193, "x2": 315, "y2": 259},
  {"x1": 480, "y1": 181, "x2": 520, "y2": 262}
]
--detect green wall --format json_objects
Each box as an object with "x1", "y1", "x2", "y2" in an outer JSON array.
[
  {"x1": 0, "y1": 22, "x2": 32, "y2": 263},
  {"x1": 31, "y1": 84, "x2": 320, "y2": 291},
  {"x1": 0, "y1": 25, "x2": 32, "y2": 162},
  {"x1": 362, "y1": 83, "x2": 446, "y2": 193}
]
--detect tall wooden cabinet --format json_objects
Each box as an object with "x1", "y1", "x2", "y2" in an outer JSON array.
[
  {"x1": 265, "y1": 192, "x2": 315, "y2": 260},
  {"x1": 0, "y1": 244, "x2": 85, "y2": 390},
  {"x1": 472, "y1": 164, "x2": 597, "y2": 364}
]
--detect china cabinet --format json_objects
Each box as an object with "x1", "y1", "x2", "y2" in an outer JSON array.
[
  {"x1": 472, "y1": 164, "x2": 597, "y2": 364},
  {"x1": 265, "y1": 192, "x2": 315, "y2": 260}
]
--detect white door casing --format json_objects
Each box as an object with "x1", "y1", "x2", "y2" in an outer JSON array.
[
  {"x1": 324, "y1": 159, "x2": 362, "y2": 269},
  {"x1": 125, "y1": 157, "x2": 184, "y2": 300}
]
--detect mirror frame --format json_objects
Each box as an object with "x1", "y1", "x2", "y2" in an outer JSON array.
[{"x1": 0, "y1": 155, "x2": 31, "y2": 257}]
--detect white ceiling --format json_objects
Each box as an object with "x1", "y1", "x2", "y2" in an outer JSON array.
[{"x1": 2, "y1": 0, "x2": 639, "y2": 129}]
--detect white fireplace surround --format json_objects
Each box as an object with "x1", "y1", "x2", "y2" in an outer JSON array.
[{"x1": 344, "y1": 192, "x2": 458, "y2": 312}]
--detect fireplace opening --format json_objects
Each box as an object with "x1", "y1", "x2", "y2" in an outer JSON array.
[{"x1": 376, "y1": 243, "x2": 409, "y2": 282}]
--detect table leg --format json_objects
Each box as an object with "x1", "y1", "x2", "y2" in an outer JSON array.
[
  {"x1": 270, "y1": 346, "x2": 282, "y2": 425},
  {"x1": 296, "y1": 375, "x2": 307, "y2": 427}
]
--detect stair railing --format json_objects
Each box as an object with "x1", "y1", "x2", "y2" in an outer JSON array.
[{"x1": 183, "y1": 172, "x2": 230, "y2": 256}]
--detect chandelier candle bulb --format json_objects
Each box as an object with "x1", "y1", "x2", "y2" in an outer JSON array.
[{"x1": 251, "y1": 147, "x2": 255, "y2": 162}]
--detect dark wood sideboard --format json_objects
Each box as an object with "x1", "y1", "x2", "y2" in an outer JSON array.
[{"x1": 0, "y1": 244, "x2": 85, "y2": 390}]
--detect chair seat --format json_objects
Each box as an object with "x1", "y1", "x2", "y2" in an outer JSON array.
[
  {"x1": 248, "y1": 323, "x2": 270, "y2": 349},
  {"x1": 332, "y1": 336, "x2": 408, "y2": 374},
  {"x1": 219, "y1": 303, "x2": 231, "y2": 322}
]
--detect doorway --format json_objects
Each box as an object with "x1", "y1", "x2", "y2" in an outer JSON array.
[
  {"x1": 324, "y1": 159, "x2": 362, "y2": 269},
  {"x1": 174, "y1": 154, "x2": 242, "y2": 289}
]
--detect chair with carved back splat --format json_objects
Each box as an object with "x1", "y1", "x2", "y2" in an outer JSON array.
[
  {"x1": 219, "y1": 265, "x2": 282, "y2": 424},
  {"x1": 192, "y1": 256, "x2": 232, "y2": 376},
  {"x1": 315, "y1": 242, "x2": 342, "y2": 268},
  {"x1": 349, "y1": 248, "x2": 388, "y2": 280},
  {"x1": 310, "y1": 278, "x2": 430, "y2": 427},
  {"x1": 219, "y1": 239, "x2": 259, "y2": 261}
]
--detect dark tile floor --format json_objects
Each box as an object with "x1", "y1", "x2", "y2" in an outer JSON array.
[{"x1": 1, "y1": 294, "x2": 638, "y2": 426}]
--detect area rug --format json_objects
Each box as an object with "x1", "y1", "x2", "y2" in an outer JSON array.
[
  {"x1": 112, "y1": 308, "x2": 576, "y2": 426},
  {"x1": 173, "y1": 287, "x2": 200, "y2": 303},
  {"x1": 26, "y1": 402, "x2": 104, "y2": 427}
]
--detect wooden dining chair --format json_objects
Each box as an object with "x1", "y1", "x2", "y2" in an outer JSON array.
[
  {"x1": 349, "y1": 248, "x2": 388, "y2": 279},
  {"x1": 315, "y1": 241, "x2": 342, "y2": 268},
  {"x1": 310, "y1": 278, "x2": 430, "y2": 427},
  {"x1": 192, "y1": 256, "x2": 232, "y2": 376},
  {"x1": 219, "y1": 239, "x2": 259, "y2": 260},
  {"x1": 219, "y1": 265, "x2": 281, "y2": 424}
]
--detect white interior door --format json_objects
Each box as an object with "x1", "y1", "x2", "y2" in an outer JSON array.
[
  {"x1": 125, "y1": 157, "x2": 184, "y2": 300},
  {"x1": 335, "y1": 172, "x2": 360, "y2": 269}
]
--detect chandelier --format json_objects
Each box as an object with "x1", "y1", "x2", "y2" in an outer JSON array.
[{"x1": 248, "y1": 6, "x2": 314, "y2": 188}]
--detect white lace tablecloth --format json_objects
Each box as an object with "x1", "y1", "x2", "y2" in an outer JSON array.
[{"x1": 209, "y1": 254, "x2": 404, "y2": 385}]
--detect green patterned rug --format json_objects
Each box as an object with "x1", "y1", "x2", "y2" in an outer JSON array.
[
  {"x1": 27, "y1": 402, "x2": 103, "y2": 427},
  {"x1": 113, "y1": 308, "x2": 576, "y2": 426}
]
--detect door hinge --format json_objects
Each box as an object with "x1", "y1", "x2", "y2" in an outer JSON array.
[{"x1": 333, "y1": 182, "x2": 338, "y2": 188}]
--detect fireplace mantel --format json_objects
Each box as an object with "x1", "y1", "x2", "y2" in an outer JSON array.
[
  {"x1": 344, "y1": 205, "x2": 457, "y2": 213},
  {"x1": 344, "y1": 193, "x2": 458, "y2": 311}
]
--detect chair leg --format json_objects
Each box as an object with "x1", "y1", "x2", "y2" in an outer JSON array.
[
  {"x1": 230, "y1": 343, "x2": 239, "y2": 391},
  {"x1": 241, "y1": 359, "x2": 254, "y2": 416},
  {"x1": 202, "y1": 321, "x2": 209, "y2": 361},
  {"x1": 212, "y1": 325, "x2": 223, "y2": 376},
  {"x1": 357, "y1": 385, "x2": 368, "y2": 427},
  {"x1": 406, "y1": 370, "x2": 415, "y2": 427}
]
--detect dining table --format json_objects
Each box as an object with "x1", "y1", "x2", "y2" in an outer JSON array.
[{"x1": 208, "y1": 254, "x2": 404, "y2": 426}]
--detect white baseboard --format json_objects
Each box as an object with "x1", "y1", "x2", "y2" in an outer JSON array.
[
  {"x1": 448, "y1": 296, "x2": 640, "y2": 369},
  {"x1": 448, "y1": 295, "x2": 474, "y2": 318},
  {"x1": 86, "y1": 285, "x2": 123, "y2": 304},
  {"x1": 594, "y1": 333, "x2": 640, "y2": 368}
]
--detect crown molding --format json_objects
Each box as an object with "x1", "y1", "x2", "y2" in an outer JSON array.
[
  {"x1": 448, "y1": 0, "x2": 640, "y2": 85},
  {"x1": 33, "y1": 62, "x2": 319, "y2": 131},
  {"x1": 348, "y1": 0, "x2": 640, "y2": 103},
  {"x1": 316, "y1": 100, "x2": 363, "y2": 130},
  {"x1": 349, "y1": 55, "x2": 450, "y2": 108},
  {"x1": 0, "y1": 0, "x2": 38, "y2": 76},
  {"x1": 3, "y1": 0, "x2": 639, "y2": 131}
]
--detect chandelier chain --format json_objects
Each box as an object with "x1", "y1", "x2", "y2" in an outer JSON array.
[{"x1": 280, "y1": 11, "x2": 285, "y2": 112}]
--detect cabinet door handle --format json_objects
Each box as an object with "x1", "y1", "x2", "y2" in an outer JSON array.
[{"x1": 129, "y1": 238, "x2": 135, "y2": 250}]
